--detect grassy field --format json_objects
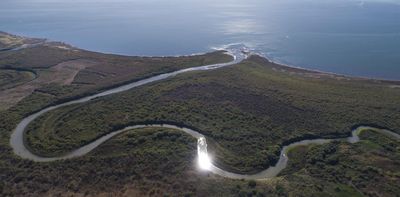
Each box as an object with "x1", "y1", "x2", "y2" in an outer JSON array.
[{"x1": 25, "y1": 55, "x2": 400, "y2": 173}]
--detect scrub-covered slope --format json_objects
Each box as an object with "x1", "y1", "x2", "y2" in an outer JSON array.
[{"x1": 25, "y1": 55, "x2": 400, "y2": 173}]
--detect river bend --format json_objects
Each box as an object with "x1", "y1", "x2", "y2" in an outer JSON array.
[{"x1": 9, "y1": 46, "x2": 400, "y2": 180}]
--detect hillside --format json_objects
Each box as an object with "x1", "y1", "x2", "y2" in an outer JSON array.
[{"x1": 1, "y1": 33, "x2": 399, "y2": 196}]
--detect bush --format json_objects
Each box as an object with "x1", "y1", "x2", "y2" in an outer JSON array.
[{"x1": 248, "y1": 180, "x2": 257, "y2": 188}]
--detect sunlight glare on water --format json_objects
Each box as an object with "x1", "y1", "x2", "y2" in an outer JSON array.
[
  {"x1": 197, "y1": 137, "x2": 212, "y2": 171},
  {"x1": 1, "y1": 0, "x2": 400, "y2": 79}
]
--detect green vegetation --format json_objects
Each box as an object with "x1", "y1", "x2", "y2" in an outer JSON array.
[
  {"x1": 25, "y1": 55, "x2": 400, "y2": 173},
  {"x1": 1, "y1": 32, "x2": 399, "y2": 196},
  {"x1": 0, "y1": 38, "x2": 231, "y2": 110},
  {"x1": 0, "y1": 119, "x2": 277, "y2": 196},
  {"x1": 3, "y1": 124, "x2": 398, "y2": 196},
  {"x1": 281, "y1": 129, "x2": 400, "y2": 196},
  {"x1": 0, "y1": 68, "x2": 36, "y2": 90},
  {"x1": 0, "y1": 31, "x2": 43, "y2": 50},
  {"x1": 0, "y1": 44, "x2": 81, "y2": 69}
]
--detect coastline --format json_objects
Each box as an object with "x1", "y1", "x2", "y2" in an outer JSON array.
[
  {"x1": 254, "y1": 51, "x2": 400, "y2": 84},
  {"x1": 2, "y1": 31, "x2": 399, "y2": 83},
  {"x1": 5, "y1": 32, "x2": 400, "y2": 181}
]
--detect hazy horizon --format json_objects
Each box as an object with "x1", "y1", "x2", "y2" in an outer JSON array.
[{"x1": 1, "y1": 0, "x2": 400, "y2": 80}]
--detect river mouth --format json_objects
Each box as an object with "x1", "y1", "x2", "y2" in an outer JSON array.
[
  {"x1": 9, "y1": 44, "x2": 400, "y2": 180},
  {"x1": 3, "y1": 0, "x2": 400, "y2": 80},
  {"x1": 10, "y1": 45, "x2": 248, "y2": 162}
]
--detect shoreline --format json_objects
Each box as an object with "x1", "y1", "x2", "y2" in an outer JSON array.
[
  {"x1": 10, "y1": 46, "x2": 247, "y2": 162},
  {"x1": 6, "y1": 34, "x2": 400, "y2": 180},
  {"x1": 2, "y1": 31, "x2": 399, "y2": 83},
  {"x1": 254, "y1": 51, "x2": 400, "y2": 84}
]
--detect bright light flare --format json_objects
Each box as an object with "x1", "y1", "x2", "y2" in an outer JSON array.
[
  {"x1": 198, "y1": 151, "x2": 211, "y2": 170},
  {"x1": 197, "y1": 137, "x2": 212, "y2": 171}
]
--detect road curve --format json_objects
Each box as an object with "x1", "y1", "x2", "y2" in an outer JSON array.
[{"x1": 9, "y1": 45, "x2": 400, "y2": 180}]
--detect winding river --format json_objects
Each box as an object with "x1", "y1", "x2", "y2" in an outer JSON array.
[{"x1": 9, "y1": 45, "x2": 400, "y2": 180}]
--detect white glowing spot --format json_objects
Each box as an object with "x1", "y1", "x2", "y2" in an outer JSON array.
[
  {"x1": 197, "y1": 137, "x2": 212, "y2": 170},
  {"x1": 198, "y1": 151, "x2": 211, "y2": 170}
]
